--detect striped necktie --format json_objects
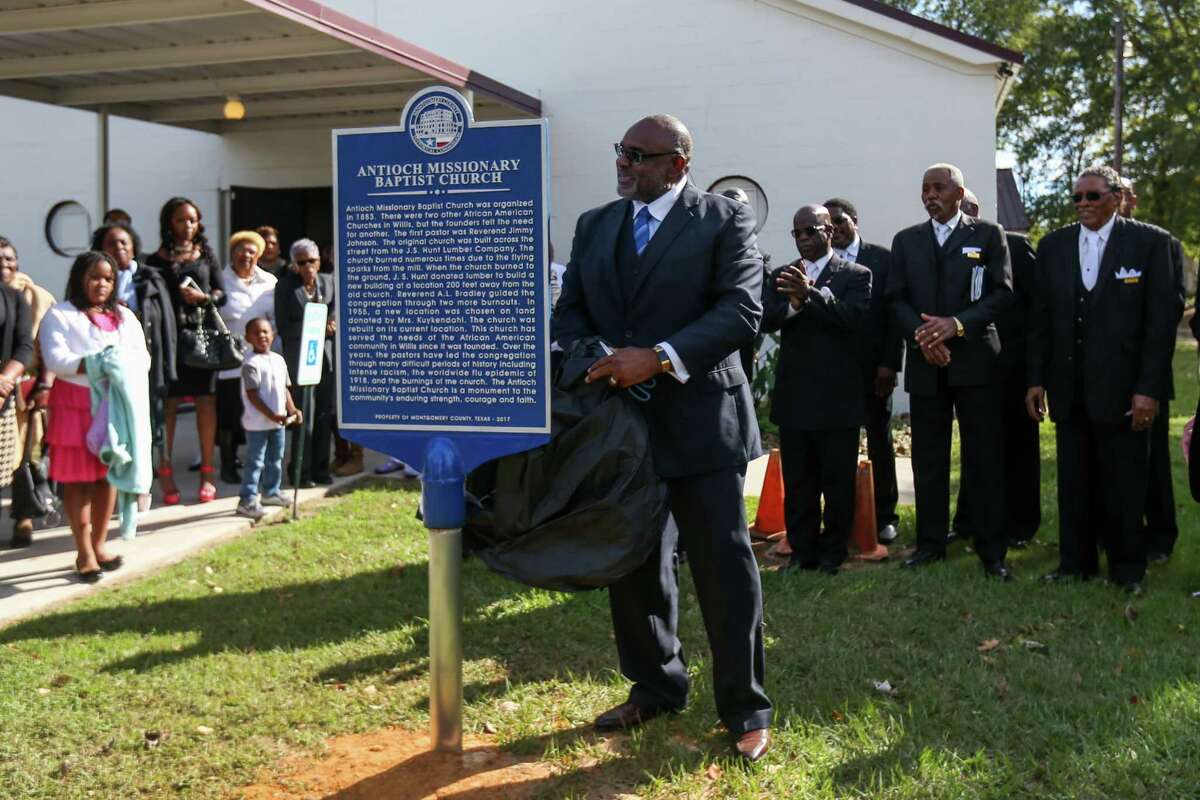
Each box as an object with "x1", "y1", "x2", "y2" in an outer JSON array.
[{"x1": 633, "y1": 206, "x2": 653, "y2": 255}]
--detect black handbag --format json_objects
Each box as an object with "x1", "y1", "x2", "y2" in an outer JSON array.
[
  {"x1": 11, "y1": 410, "x2": 58, "y2": 522},
  {"x1": 180, "y1": 303, "x2": 244, "y2": 371}
]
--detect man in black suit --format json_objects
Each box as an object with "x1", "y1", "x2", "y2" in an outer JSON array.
[
  {"x1": 553, "y1": 114, "x2": 772, "y2": 762},
  {"x1": 1027, "y1": 165, "x2": 1176, "y2": 594},
  {"x1": 762, "y1": 204, "x2": 871, "y2": 573},
  {"x1": 825, "y1": 197, "x2": 903, "y2": 545},
  {"x1": 1120, "y1": 177, "x2": 1187, "y2": 562},
  {"x1": 952, "y1": 190, "x2": 1041, "y2": 548},
  {"x1": 885, "y1": 164, "x2": 1014, "y2": 578}
]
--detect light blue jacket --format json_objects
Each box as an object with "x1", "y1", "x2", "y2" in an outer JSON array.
[{"x1": 86, "y1": 346, "x2": 152, "y2": 538}]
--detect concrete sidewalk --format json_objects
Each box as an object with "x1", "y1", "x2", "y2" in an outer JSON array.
[{"x1": 0, "y1": 415, "x2": 411, "y2": 629}]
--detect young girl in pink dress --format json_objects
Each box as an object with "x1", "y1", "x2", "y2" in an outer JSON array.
[{"x1": 40, "y1": 252, "x2": 149, "y2": 582}]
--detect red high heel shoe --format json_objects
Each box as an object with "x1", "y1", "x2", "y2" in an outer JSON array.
[
  {"x1": 158, "y1": 465, "x2": 181, "y2": 506},
  {"x1": 198, "y1": 465, "x2": 217, "y2": 503}
]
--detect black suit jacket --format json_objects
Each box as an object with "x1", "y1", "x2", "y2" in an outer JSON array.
[
  {"x1": 996, "y1": 232, "x2": 1037, "y2": 371},
  {"x1": 851, "y1": 241, "x2": 903, "y2": 376},
  {"x1": 886, "y1": 215, "x2": 1013, "y2": 396},
  {"x1": 275, "y1": 272, "x2": 335, "y2": 379},
  {"x1": 761, "y1": 254, "x2": 872, "y2": 430},
  {"x1": 1028, "y1": 216, "x2": 1175, "y2": 423},
  {"x1": 552, "y1": 181, "x2": 763, "y2": 478}
]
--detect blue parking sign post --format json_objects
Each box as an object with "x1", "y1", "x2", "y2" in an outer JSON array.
[{"x1": 334, "y1": 87, "x2": 549, "y2": 752}]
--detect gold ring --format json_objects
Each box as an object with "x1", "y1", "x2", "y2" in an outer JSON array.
[{"x1": 608, "y1": 377, "x2": 618, "y2": 387}]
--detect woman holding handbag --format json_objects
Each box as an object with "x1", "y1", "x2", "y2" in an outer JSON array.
[
  {"x1": 216, "y1": 231, "x2": 276, "y2": 485},
  {"x1": 143, "y1": 197, "x2": 225, "y2": 504},
  {"x1": 40, "y1": 251, "x2": 149, "y2": 582}
]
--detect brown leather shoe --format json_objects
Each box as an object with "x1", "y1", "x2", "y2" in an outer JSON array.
[
  {"x1": 593, "y1": 701, "x2": 665, "y2": 732},
  {"x1": 734, "y1": 728, "x2": 770, "y2": 762}
]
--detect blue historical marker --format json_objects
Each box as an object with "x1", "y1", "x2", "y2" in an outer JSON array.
[
  {"x1": 333, "y1": 86, "x2": 550, "y2": 479},
  {"x1": 333, "y1": 86, "x2": 549, "y2": 753}
]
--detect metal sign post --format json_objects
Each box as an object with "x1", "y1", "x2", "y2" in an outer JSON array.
[
  {"x1": 292, "y1": 302, "x2": 328, "y2": 521},
  {"x1": 333, "y1": 86, "x2": 550, "y2": 753}
]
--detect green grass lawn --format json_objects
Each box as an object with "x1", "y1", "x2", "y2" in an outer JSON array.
[{"x1": 2, "y1": 347, "x2": 1200, "y2": 799}]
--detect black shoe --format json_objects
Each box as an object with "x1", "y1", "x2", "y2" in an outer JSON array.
[
  {"x1": 594, "y1": 701, "x2": 669, "y2": 732},
  {"x1": 98, "y1": 555, "x2": 124, "y2": 572},
  {"x1": 982, "y1": 561, "x2": 1013, "y2": 582},
  {"x1": 901, "y1": 550, "x2": 945, "y2": 569},
  {"x1": 313, "y1": 474, "x2": 334, "y2": 486},
  {"x1": 220, "y1": 467, "x2": 242, "y2": 485},
  {"x1": 817, "y1": 562, "x2": 841, "y2": 576},
  {"x1": 877, "y1": 524, "x2": 899, "y2": 545},
  {"x1": 1147, "y1": 551, "x2": 1171, "y2": 564},
  {"x1": 75, "y1": 568, "x2": 103, "y2": 584},
  {"x1": 1116, "y1": 581, "x2": 1145, "y2": 597},
  {"x1": 299, "y1": 480, "x2": 317, "y2": 489}
]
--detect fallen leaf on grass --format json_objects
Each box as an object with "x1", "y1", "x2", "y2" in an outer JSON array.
[
  {"x1": 499, "y1": 700, "x2": 519, "y2": 714},
  {"x1": 1021, "y1": 640, "x2": 1049, "y2": 655},
  {"x1": 831, "y1": 709, "x2": 845, "y2": 722},
  {"x1": 873, "y1": 680, "x2": 899, "y2": 697},
  {"x1": 960, "y1": 611, "x2": 974, "y2": 623},
  {"x1": 977, "y1": 639, "x2": 1001, "y2": 653},
  {"x1": 49, "y1": 674, "x2": 71, "y2": 687},
  {"x1": 705, "y1": 763, "x2": 723, "y2": 781},
  {"x1": 362, "y1": 684, "x2": 378, "y2": 695},
  {"x1": 483, "y1": 722, "x2": 497, "y2": 734},
  {"x1": 36, "y1": 687, "x2": 50, "y2": 695},
  {"x1": 204, "y1": 566, "x2": 214, "y2": 575},
  {"x1": 1129, "y1": 695, "x2": 1141, "y2": 705},
  {"x1": 1124, "y1": 604, "x2": 1138, "y2": 623},
  {"x1": 195, "y1": 725, "x2": 213, "y2": 736},
  {"x1": 996, "y1": 678, "x2": 1010, "y2": 699}
]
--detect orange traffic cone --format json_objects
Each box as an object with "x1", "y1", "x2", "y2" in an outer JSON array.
[
  {"x1": 751, "y1": 448, "x2": 786, "y2": 539},
  {"x1": 850, "y1": 460, "x2": 888, "y2": 561}
]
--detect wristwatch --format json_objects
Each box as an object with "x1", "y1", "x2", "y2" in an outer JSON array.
[
  {"x1": 953, "y1": 317, "x2": 965, "y2": 338},
  {"x1": 653, "y1": 345, "x2": 674, "y2": 374}
]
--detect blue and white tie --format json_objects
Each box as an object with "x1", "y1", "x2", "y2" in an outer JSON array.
[{"x1": 633, "y1": 206, "x2": 653, "y2": 255}]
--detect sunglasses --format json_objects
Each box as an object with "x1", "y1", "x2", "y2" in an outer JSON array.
[
  {"x1": 295, "y1": 257, "x2": 319, "y2": 265},
  {"x1": 613, "y1": 143, "x2": 680, "y2": 165},
  {"x1": 791, "y1": 225, "x2": 825, "y2": 238},
  {"x1": 1072, "y1": 190, "x2": 1112, "y2": 204}
]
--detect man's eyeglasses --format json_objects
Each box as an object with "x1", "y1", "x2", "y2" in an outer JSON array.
[
  {"x1": 613, "y1": 144, "x2": 680, "y2": 165},
  {"x1": 1072, "y1": 190, "x2": 1112, "y2": 204},
  {"x1": 295, "y1": 257, "x2": 319, "y2": 265},
  {"x1": 791, "y1": 226, "x2": 825, "y2": 238}
]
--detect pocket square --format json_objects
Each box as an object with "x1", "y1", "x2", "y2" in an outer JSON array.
[
  {"x1": 1115, "y1": 267, "x2": 1142, "y2": 283},
  {"x1": 962, "y1": 246, "x2": 982, "y2": 260}
]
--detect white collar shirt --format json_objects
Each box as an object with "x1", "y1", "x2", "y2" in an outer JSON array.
[
  {"x1": 803, "y1": 250, "x2": 835, "y2": 285},
  {"x1": 630, "y1": 176, "x2": 688, "y2": 241},
  {"x1": 931, "y1": 210, "x2": 963, "y2": 247},
  {"x1": 835, "y1": 235, "x2": 861, "y2": 264},
  {"x1": 1078, "y1": 212, "x2": 1116, "y2": 291}
]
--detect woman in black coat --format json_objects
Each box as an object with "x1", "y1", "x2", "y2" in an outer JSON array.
[
  {"x1": 142, "y1": 197, "x2": 226, "y2": 504},
  {"x1": 274, "y1": 238, "x2": 335, "y2": 486}
]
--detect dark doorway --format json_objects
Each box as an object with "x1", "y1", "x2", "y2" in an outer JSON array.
[{"x1": 230, "y1": 185, "x2": 332, "y2": 266}]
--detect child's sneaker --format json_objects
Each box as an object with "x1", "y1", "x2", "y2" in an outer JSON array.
[
  {"x1": 236, "y1": 499, "x2": 265, "y2": 520},
  {"x1": 261, "y1": 493, "x2": 290, "y2": 507}
]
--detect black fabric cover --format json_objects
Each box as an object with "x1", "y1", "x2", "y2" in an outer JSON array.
[{"x1": 464, "y1": 337, "x2": 669, "y2": 591}]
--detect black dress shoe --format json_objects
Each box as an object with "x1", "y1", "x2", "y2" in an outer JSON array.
[
  {"x1": 594, "y1": 701, "x2": 668, "y2": 731},
  {"x1": 982, "y1": 561, "x2": 1014, "y2": 582},
  {"x1": 98, "y1": 555, "x2": 124, "y2": 572},
  {"x1": 901, "y1": 550, "x2": 945, "y2": 569},
  {"x1": 1147, "y1": 551, "x2": 1171, "y2": 564},
  {"x1": 877, "y1": 524, "x2": 899, "y2": 545},
  {"x1": 313, "y1": 474, "x2": 335, "y2": 486},
  {"x1": 299, "y1": 479, "x2": 317, "y2": 489}
]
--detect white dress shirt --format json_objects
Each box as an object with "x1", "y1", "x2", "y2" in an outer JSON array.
[
  {"x1": 630, "y1": 177, "x2": 691, "y2": 382},
  {"x1": 931, "y1": 210, "x2": 963, "y2": 247},
  {"x1": 786, "y1": 250, "x2": 835, "y2": 318},
  {"x1": 834, "y1": 235, "x2": 861, "y2": 264},
  {"x1": 1078, "y1": 212, "x2": 1116, "y2": 291},
  {"x1": 218, "y1": 265, "x2": 278, "y2": 379}
]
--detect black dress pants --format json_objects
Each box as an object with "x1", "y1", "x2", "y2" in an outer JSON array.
[
  {"x1": 779, "y1": 426, "x2": 859, "y2": 567},
  {"x1": 953, "y1": 362, "x2": 1041, "y2": 543},
  {"x1": 607, "y1": 464, "x2": 772, "y2": 735},
  {"x1": 1143, "y1": 402, "x2": 1178, "y2": 556},
  {"x1": 1055, "y1": 412, "x2": 1150, "y2": 584},
  {"x1": 863, "y1": 392, "x2": 899, "y2": 530},
  {"x1": 909, "y1": 377, "x2": 1007, "y2": 563}
]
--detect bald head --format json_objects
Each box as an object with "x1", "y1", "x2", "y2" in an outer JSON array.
[
  {"x1": 638, "y1": 114, "x2": 693, "y2": 160},
  {"x1": 791, "y1": 204, "x2": 833, "y2": 261},
  {"x1": 616, "y1": 114, "x2": 693, "y2": 202}
]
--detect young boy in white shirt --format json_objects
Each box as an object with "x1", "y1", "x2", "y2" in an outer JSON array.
[{"x1": 238, "y1": 317, "x2": 301, "y2": 520}]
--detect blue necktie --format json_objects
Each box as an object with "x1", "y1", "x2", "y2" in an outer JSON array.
[{"x1": 633, "y1": 206, "x2": 652, "y2": 255}]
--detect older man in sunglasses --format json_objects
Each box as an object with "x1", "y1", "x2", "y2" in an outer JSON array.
[
  {"x1": 1027, "y1": 165, "x2": 1175, "y2": 595},
  {"x1": 553, "y1": 114, "x2": 772, "y2": 762}
]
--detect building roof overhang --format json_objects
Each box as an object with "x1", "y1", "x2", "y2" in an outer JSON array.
[{"x1": 0, "y1": 0, "x2": 541, "y2": 134}]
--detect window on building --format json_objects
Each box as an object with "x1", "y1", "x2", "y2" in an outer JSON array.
[{"x1": 707, "y1": 176, "x2": 768, "y2": 234}]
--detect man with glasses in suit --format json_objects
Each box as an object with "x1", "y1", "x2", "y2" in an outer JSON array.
[
  {"x1": 885, "y1": 164, "x2": 1014, "y2": 579},
  {"x1": 1028, "y1": 166, "x2": 1176, "y2": 594},
  {"x1": 553, "y1": 114, "x2": 772, "y2": 762},
  {"x1": 824, "y1": 198, "x2": 903, "y2": 545}
]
